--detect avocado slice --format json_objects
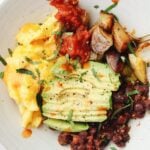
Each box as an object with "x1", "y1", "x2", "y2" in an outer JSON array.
[
  {"x1": 44, "y1": 118, "x2": 89, "y2": 132},
  {"x1": 42, "y1": 61, "x2": 120, "y2": 132}
]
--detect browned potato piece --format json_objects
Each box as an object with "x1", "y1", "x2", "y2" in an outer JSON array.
[
  {"x1": 136, "y1": 42, "x2": 150, "y2": 63},
  {"x1": 113, "y1": 22, "x2": 131, "y2": 53},
  {"x1": 129, "y1": 54, "x2": 147, "y2": 84},
  {"x1": 91, "y1": 26, "x2": 113, "y2": 59},
  {"x1": 99, "y1": 11, "x2": 114, "y2": 32}
]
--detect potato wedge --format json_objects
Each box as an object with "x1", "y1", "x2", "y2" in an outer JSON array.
[
  {"x1": 99, "y1": 11, "x2": 114, "y2": 32},
  {"x1": 113, "y1": 22, "x2": 131, "y2": 53},
  {"x1": 129, "y1": 54, "x2": 147, "y2": 83},
  {"x1": 91, "y1": 26, "x2": 113, "y2": 59},
  {"x1": 136, "y1": 42, "x2": 150, "y2": 63}
]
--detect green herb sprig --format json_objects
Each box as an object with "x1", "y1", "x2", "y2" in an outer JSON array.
[
  {"x1": 127, "y1": 90, "x2": 139, "y2": 96},
  {"x1": 0, "y1": 72, "x2": 4, "y2": 79},
  {"x1": 128, "y1": 43, "x2": 135, "y2": 55},
  {"x1": 0, "y1": 55, "x2": 7, "y2": 66},
  {"x1": 104, "y1": 3, "x2": 118, "y2": 13},
  {"x1": 111, "y1": 104, "x2": 131, "y2": 120},
  {"x1": 8, "y1": 48, "x2": 13, "y2": 56},
  {"x1": 16, "y1": 68, "x2": 36, "y2": 79}
]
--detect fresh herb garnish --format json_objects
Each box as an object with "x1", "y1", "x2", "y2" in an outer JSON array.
[
  {"x1": 128, "y1": 43, "x2": 135, "y2": 54},
  {"x1": 92, "y1": 68, "x2": 100, "y2": 82},
  {"x1": 79, "y1": 71, "x2": 88, "y2": 82},
  {"x1": 38, "y1": 80, "x2": 46, "y2": 85},
  {"x1": 38, "y1": 23, "x2": 43, "y2": 26},
  {"x1": 113, "y1": 14, "x2": 119, "y2": 21},
  {"x1": 25, "y1": 57, "x2": 32, "y2": 63},
  {"x1": 104, "y1": 3, "x2": 118, "y2": 13},
  {"x1": 0, "y1": 72, "x2": 4, "y2": 79},
  {"x1": 127, "y1": 90, "x2": 139, "y2": 96},
  {"x1": 111, "y1": 104, "x2": 131, "y2": 119},
  {"x1": 67, "y1": 110, "x2": 74, "y2": 126},
  {"x1": 109, "y1": 97, "x2": 113, "y2": 109},
  {"x1": 8, "y1": 48, "x2": 13, "y2": 56},
  {"x1": 125, "y1": 90, "x2": 139, "y2": 110},
  {"x1": 16, "y1": 68, "x2": 36, "y2": 79},
  {"x1": 35, "y1": 68, "x2": 40, "y2": 78},
  {"x1": 0, "y1": 55, "x2": 7, "y2": 66},
  {"x1": 73, "y1": 59, "x2": 80, "y2": 69},
  {"x1": 97, "y1": 123, "x2": 102, "y2": 135},
  {"x1": 25, "y1": 57, "x2": 40, "y2": 65},
  {"x1": 68, "y1": 110, "x2": 73, "y2": 121},
  {"x1": 17, "y1": 42, "x2": 22, "y2": 45},
  {"x1": 36, "y1": 92, "x2": 43, "y2": 113},
  {"x1": 52, "y1": 31, "x2": 62, "y2": 36},
  {"x1": 94, "y1": 5, "x2": 99, "y2": 9},
  {"x1": 110, "y1": 147, "x2": 117, "y2": 150}
]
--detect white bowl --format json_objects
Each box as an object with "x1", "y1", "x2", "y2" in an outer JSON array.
[{"x1": 0, "y1": 0, "x2": 150, "y2": 150}]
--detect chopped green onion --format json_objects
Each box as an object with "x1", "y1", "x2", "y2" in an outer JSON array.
[
  {"x1": 104, "y1": 3, "x2": 118, "y2": 13},
  {"x1": 25, "y1": 57, "x2": 40, "y2": 65},
  {"x1": 110, "y1": 147, "x2": 117, "y2": 150},
  {"x1": 0, "y1": 72, "x2": 4, "y2": 79},
  {"x1": 8, "y1": 48, "x2": 13, "y2": 56},
  {"x1": 94, "y1": 5, "x2": 99, "y2": 9},
  {"x1": 111, "y1": 104, "x2": 131, "y2": 120},
  {"x1": 16, "y1": 68, "x2": 36, "y2": 79},
  {"x1": 128, "y1": 43, "x2": 135, "y2": 54},
  {"x1": 92, "y1": 68, "x2": 100, "y2": 82},
  {"x1": 113, "y1": 14, "x2": 119, "y2": 21},
  {"x1": 79, "y1": 71, "x2": 88, "y2": 82},
  {"x1": 109, "y1": 97, "x2": 113, "y2": 109},
  {"x1": 73, "y1": 59, "x2": 80, "y2": 69},
  {"x1": 38, "y1": 80, "x2": 46, "y2": 85},
  {"x1": 52, "y1": 31, "x2": 62, "y2": 36},
  {"x1": 38, "y1": 23, "x2": 43, "y2": 26},
  {"x1": 35, "y1": 68, "x2": 40, "y2": 78},
  {"x1": 17, "y1": 42, "x2": 22, "y2": 45},
  {"x1": 25, "y1": 57, "x2": 32, "y2": 63},
  {"x1": 67, "y1": 110, "x2": 74, "y2": 126},
  {"x1": 67, "y1": 110, "x2": 73, "y2": 121},
  {"x1": 0, "y1": 55, "x2": 7, "y2": 66},
  {"x1": 127, "y1": 90, "x2": 139, "y2": 96},
  {"x1": 36, "y1": 92, "x2": 43, "y2": 113}
]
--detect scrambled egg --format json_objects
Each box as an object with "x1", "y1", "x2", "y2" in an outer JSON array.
[{"x1": 3, "y1": 13, "x2": 62, "y2": 128}]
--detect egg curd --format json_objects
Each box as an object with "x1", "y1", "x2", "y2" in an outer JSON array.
[{"x1": 3, "y1": 13, "x2": 62, "y2": 128}]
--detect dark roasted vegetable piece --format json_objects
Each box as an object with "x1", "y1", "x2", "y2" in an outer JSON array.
[
  {"x1": 91, "y1": 26, "x2": 113, "y2": 59},
  {"x1": 106, "y1": 49, "x2": 124, "y2": 73},
  {"x1": 99, "y1": 11, "x2": 114, "y2": 32},
  {"x1": 112, "y1": 22, "x2": 131, "y2": 53}
]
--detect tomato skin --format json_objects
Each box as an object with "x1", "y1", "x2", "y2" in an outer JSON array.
[
  {"x1": 60, "y1": 26, "x2": 91, "y2": 64},
  {"x1": 50, "y1": 0, "x2": 88, "y2": 31},
  {"x1": 51, "y1": 0, "x2": 78, "y2": 6}
]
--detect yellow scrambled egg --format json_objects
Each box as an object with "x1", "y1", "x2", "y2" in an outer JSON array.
[{"x1": 3, "y1": 13, "x2": 62, "y2": 128}]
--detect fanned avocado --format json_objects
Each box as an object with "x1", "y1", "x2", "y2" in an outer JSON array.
[
  {"x1": 44, "y1": 119, "x2": 89, "y2": 132},
  {"x1": 42, "y1": 61, "x2": 120, "y2": 132}
]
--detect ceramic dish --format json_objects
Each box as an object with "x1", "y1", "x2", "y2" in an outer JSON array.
[{"x1": 0, "y1": 0, "x2": 150, "y2": 149}]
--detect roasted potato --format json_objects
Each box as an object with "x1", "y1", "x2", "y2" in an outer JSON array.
[
  {"x1": 113, "y1": 22, "x2": 131, "y2": 53},
  {"x1": 91, "y1": 26, "x2": 113, "y2": 59},
  {"x1": 136, "y1": 42, "x2": 150, "y2": 63},
  {"x1": 99, "y1": 11, "x2": 114, "y2": 32},
  {"x1": 129, "y1": 54, "x2": 147, "y2": 84}
]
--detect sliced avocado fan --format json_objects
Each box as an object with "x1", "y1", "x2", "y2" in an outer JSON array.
[{"x1": 42, "y1": 61, "x2": 120, "y2": 132}]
